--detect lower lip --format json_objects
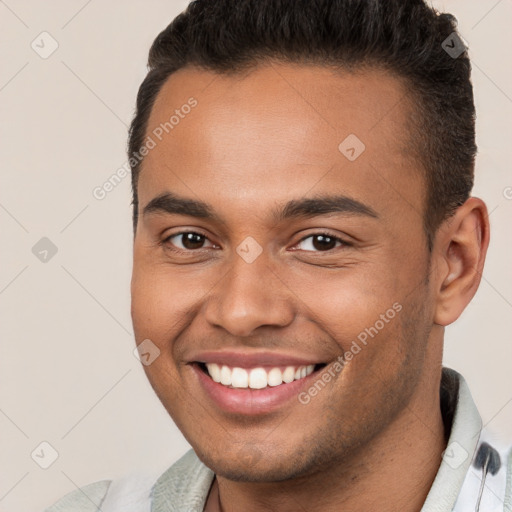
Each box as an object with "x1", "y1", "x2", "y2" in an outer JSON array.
[{"x1": 191, "y1": 363, "x2": 322, "y2": 415}]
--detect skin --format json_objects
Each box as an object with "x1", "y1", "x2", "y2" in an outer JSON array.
[{"x1": 130, "y1": 62, "x2": 490, "y2": 512}]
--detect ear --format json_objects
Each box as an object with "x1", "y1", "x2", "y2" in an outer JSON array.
[{"x1": 432, "y1": 197, "x2": 490, "y2": 326}]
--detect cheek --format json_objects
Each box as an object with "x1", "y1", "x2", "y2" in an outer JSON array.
[
  {"x1": 289, "y1": 265, "x2": 398, "y2": 345},
  {"x1": 286, "y1": 264, "x2": 411, "y2": 388},
  {"x1": 131, "y1": 268, "x2": 160, "y2": 338},
  {"x1": 130, "y1": 262, "x2": 179, "y2": 348},
  {"x1": 131, "y1": 266, "x2": 196, "y2": 409},
  {"x1": 130, "y1": 261, "x2": 212, "y2": 352}
]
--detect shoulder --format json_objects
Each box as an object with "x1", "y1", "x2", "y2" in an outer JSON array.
[
  {"x1": 41, "y1": 450, "x2": 213, "y2": 512},
  {"x1": 43, "y1": 480, "x2": 111, "y2": 512}
]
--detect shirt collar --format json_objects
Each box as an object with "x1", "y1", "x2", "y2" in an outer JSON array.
[{"x1": 421, "y1": 367, "x2": 482, "y2": 512}]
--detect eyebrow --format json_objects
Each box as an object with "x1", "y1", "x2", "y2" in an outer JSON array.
[{"x1": 142, "y1": 191, "x2": 378, "y2": 223}]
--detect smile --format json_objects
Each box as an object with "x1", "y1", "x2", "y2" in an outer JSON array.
[
  {"x1": 188, "y1": 351, "x2": 330, "y2": 414},
  {"x1": 199, "y1": 363, "x2": 323, "y2": 389}
]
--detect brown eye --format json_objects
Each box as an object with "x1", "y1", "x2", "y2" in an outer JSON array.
[
  {"x1": 181, "y1": 232, "x2": 206, "y2": 249},
  {"x1": 296, "y1": 233, "x2": 345, "y2": 252},
  {"x1": 312, "y1": 234, "x2": 337, "y2": 251},
  {"x1": 164, "y1": 232, "x2": 215, "y2": 251}
]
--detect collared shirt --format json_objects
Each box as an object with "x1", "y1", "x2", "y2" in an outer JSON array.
[{"x1": 43, "y1": 367, "x2": 512, "y2": 512}]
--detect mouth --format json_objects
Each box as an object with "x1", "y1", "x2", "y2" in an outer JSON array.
[
  {"x1": 190, "y1": 360, "x2": 329, "y2": 415},
  {"x1": 195, "y1": 362, "x2": 328, "y2": 390}
]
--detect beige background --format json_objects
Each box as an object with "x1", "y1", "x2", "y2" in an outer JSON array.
[{"x1": 0, "y1": 1, "x2": 511, "y2": 511}]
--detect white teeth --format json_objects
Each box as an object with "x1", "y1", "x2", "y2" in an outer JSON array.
[
  {"x1": 249, "y1": 368, "x2": 267, "y2": 389},
  {"x1": 267, "y1": 368, "x2": 283, "y2": 387},
  {"x1": 206, "y1": 363, "x2": 221, "y2": 383},
  {"x1": 203, "y1": 363, "x2": 317, "y2": 389},
  {"x1": 220, "y1": 365, "x2": 232, "y2": 386},
  {"x1": 231, "y1": 367, "x2": 249, "y2": 388},
  {"x1": 282, "y1": 366, "x2": 295, "y2": 383}
]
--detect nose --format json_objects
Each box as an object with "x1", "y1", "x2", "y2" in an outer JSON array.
[{"x1": 204, "y1": 251, "x2": 295, "y2": 337}]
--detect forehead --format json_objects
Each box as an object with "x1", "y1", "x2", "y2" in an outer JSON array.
[{"x1": 139, "y1": 62, "x2": 422, "y2": 222}]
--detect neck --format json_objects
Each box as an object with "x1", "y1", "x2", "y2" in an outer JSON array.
[{"x1": 205, "y1": 366, "x2": 447, "y2": 512}]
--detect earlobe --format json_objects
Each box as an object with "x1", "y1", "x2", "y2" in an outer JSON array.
[{"x1": 433, "y1": 198, "x2": 490, "y2": 326}]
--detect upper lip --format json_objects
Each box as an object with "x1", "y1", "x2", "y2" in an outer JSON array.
[{"x1": 188, "y1": 350, "x2": 326, "y2": 368}]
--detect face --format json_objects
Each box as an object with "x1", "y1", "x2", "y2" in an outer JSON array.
[{"x1": 131, "y1": 62, "x2": 437, "y2": 482}]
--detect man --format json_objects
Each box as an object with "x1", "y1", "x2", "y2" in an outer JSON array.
[{"x1": 45, "y1": 0, "x2": 511, "y2": 510}]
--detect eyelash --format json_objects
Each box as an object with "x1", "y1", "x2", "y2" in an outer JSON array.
[{"x1": 161, "y1": 230, "x2": 350, "y2": 254}]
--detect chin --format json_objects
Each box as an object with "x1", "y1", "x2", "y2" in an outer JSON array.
[
  {"x1": 194, "y1": 445, "x2": 317, "y2": 483},
  {"x1": 204, "y1": 460, "x2": 303, "y2": 483}
]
